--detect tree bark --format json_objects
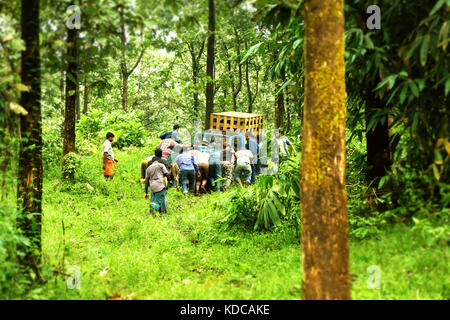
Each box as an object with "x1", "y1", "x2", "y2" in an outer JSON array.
[
  {"x1": 60, "y1": 69, "x2": 65, "y2": 117},
  {"x1": 122, "y1": 73, "x2": 128, "y2": 112},
  {"x1": 301, "y1": 0, "x2": 350, "y2": 300},
  {"x1": 232, "y1": 28, "x2": 242, "y2": 111},
  {"x1": 83, "y1": 77, "x2": 88, "y2": 114},
  {"x1": 205, "y1": 0, "x2": 215, "y2": 129},
  {"x1": 275, "y1": 86, "x2": 284, "y2": 129},
  {"x1": 245, "y1": 41, "x2": 253, "y2": 113},
  {"x1": 365, "y1": 89, "x2": 391, "y2": 186},
  {"x1": 62, "y1": 17, "x2": 78, "y2": 178},
  {"x1": 188, "y1": 40, "x2": 205, "y2": 115},
  {"x1": 118, "y1": 5, "x2": 145, "y2": 112},
  {"x1": 17, "y1": 0, "x2": 42, "y2": 276},
  {"x1": 76, "y1": 80, "x2": 80, "y2": 121}
]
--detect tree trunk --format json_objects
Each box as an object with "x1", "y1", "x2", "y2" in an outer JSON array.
[
  {"x1": 17, "y1": 0, "x2": 42, "y2": 276},
  {"x1": 76, "y1": 80, "x2": 80, "y2": 121},
  {"x1": 286, "y1": 93, "x2": 291, "y2": 133},
  {"x1": 275, "y1": 86, "x2": 284, "y2": 129},
  {"x1": 365, "y1": 89, "x2": 390, "y2": 186},
  {"x1": 83, "y1": 78, "x2": 88, "y2": 114},
  {"x1": 232, "y1": 28, "x2": 242, "y2": 112},
  {"x1": 205, "y1": 0, "x2": 215, "y2": 129},
  {"x1": 245, "y1": 41, "x2": 253, "y2": 113},
  {"x1": 301, "y1": 0, "x2": 350, "y2": 300},
  {"x1": 62, "y1": 19, "x2": 78, "y2": 179},
  {"x1": 122, "y1": 73, "x2": 128, "y2": 112},
  {"x1": 60, "y1": 69, "x2": 65, "y2": 118}
]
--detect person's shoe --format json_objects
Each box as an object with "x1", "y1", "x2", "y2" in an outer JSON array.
[
  {"x1": 195, "y1": 192, "x2": 200, "y2": 196},
  {"x1": 200, "y1": 186, "x2": 207, "y2": 193}
]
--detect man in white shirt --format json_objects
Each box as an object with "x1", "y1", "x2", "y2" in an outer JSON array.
[
  {"x1": 102, "y1": 132, "x2": 118, "y2": 179},
  {"x1": 233, "y1": 149, "x2": 254, "y2": 187},
  {"x1": 274, "y1": 129, "x2": 297, "y2": 163}
]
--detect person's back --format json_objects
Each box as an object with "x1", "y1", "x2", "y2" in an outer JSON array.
[
  {"x1": 158, "y1": 138, "x2": 177, "y2": 151},
  {"x1": 236, "y1": 149, "x2": 253, "y2": 165},
  {"x1": 146, "y1": 161, "x2": 167, "y2": 194},
  {"x1": 144, "y1": 148, "x2": 169, "y2": 215},
  {"x1": 197, "y1": 152, "x2": 210, "y2": 164},
  {"x1": 175, "y1": 152, "x2": 197, "y2": 171},
  {"x1": 175, "y1": 150, "x2": 198, "y2": 194}
]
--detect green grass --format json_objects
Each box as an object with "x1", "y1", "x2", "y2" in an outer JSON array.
[{"x1": 32, "y1": 147, "x2": 449, "y2": 299}]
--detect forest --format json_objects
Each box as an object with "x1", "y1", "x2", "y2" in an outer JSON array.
[{"x1": 0, "y1": 0, "x2": 448, "y2": 301}]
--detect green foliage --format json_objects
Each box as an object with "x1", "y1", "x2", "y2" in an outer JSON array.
[
  {"x1": 76, "y1": 109, "x2": 147, "y2": 150},
  {"x1": 22, "y1": 150, "x2": 449, "y2": 299},
  {"x1": 0, "y1": 204, "x2": 33, "y2": 299},
  {"x1": 62, "y1": 152, "x2": 80, "y2": 180},
  {"x1": 216, "y1": 156, "x2": 300, "y2": 231},
  {"x1": 42, "y1": 123, "x2": 63, "y2": 166}
]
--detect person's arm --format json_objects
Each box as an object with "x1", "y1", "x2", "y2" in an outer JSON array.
[
  {"x1": 285, "y1": 137, "x2": 297, "y2": 157},
  {"x1": 144, "y1": 174, "x2": 150, "y2": 198},
  {"x1": 192, "y1": 156, "x2": 199, "y2": 172},
  {"x1": 289, "y1": 143, "x2": 297, "y2": 157}
]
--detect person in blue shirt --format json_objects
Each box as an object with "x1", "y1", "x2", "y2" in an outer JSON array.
[
  {"x1": 245, "y1": 131, "x2": 260, "y2": 184},
  {"x1": 160, "y1": 124, "x2": 182, "y2": 144},
  {"x1": 175, "y1": 146, "x2": 198, "y2": 194}
]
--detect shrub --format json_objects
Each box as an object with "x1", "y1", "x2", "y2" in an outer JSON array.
[
  {"x1": 62, "y1": 152, "x2": 80, "y2": 180},
  {"x1": 76, "y1": 109, "x2": 147, "y2": 150},
  {"x1": 0, "y1": 204, "x2": 32, "y2": 298},
  {"x1": 216, "y1": 157, "x2": 301, "y2": 231}
]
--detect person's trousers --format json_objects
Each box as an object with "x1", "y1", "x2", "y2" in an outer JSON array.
[
  {"x1": 196, "y1": 163, "x2": 209, "y2": 185},
  {"x1": 103, "y1": 158, "x2": 116, "y2": 178},
  {"x1": 150, "y1": 188, "x2": 167, "y2": 214},
  {"x1": 234, "y1": 163, "x2": 252, "y2": 184},
  {"x1": 179, "y1": 169, "x2": 195, "y2": 193},
  {"x1": 209, "y1": 162, "x2": 222, "y2": 191},
  {"x1": 250, "y1": 164, "x2": 256, "y2": 184},
  {"x1": 169, "y1": 163, "x2": 180, "y2": 187},
  {"x1": 220, "y1": 161, "x2": 234, "y2": 189}
]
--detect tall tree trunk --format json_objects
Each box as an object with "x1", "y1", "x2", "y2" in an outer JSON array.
[
  {"x1": 62, "y1": 19, "x2": 78, "y2": 179},
  {"x1": 275, "y1": 86, "x2": 284, "y2": 129},
  {"x1": 60, "y1": 69, "x2": 65, "y2": 118},
  {"x1": 365, "y1": 89, "x2": 390, "y2": 186},
  {"x1": 76, "y1": 80, "x2": 80, "y2": 121},
  {"x1": 205, "y1": 0, "x2": 215, "y2": 129},
  {"x1": 286, "y1": 93, "x2": 291, "y2": 133},
  {"x1": 245, "y1": 41, "x2": 253, "y2": 113},
  {"x1": 189, "y1": 40, "x2": 205, "y2": 115},
  {"x1": 301, "y1": 0, "x2": 350, "y2": 300},
  {"x1": 232, "y1": 28, "x2": 242, "y2": 112},
  {"x1": 17, "y1": 0, "x2": 42, "y2": 276},
  {"x1": 83, "y1": 78, "x2": 88, "y2": 114},
  {"x1": 122, "y1": 73, "x2": 128, "y2": 112}
]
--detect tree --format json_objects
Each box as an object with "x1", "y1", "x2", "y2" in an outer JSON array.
[
  {"x1": 62, "y1": 7, "x2": 78, "y2": 179},
  {"x1": 118, "y1": 3, "x2": 145, "y2": 112},
  {"x1": 205, "y1": 0, "x2": 215, "y2": 129},
  {"x1": 17, "y1": 0, "x2": 43, "y2": 276},
  {"x1": 301, "y1": 0, "x2": 350, "y2": 300},
  {"x1": 187, "y1": 39, "x2": 205, "y2": 115}
]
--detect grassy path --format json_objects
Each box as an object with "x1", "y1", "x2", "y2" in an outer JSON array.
[{"x1": 39, "y1": 147, "x2": 448, "y2": 299}]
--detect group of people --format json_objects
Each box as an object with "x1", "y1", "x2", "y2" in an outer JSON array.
[{"x1": 102, "y1": 124, "x2": 297, "y2": 216}]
